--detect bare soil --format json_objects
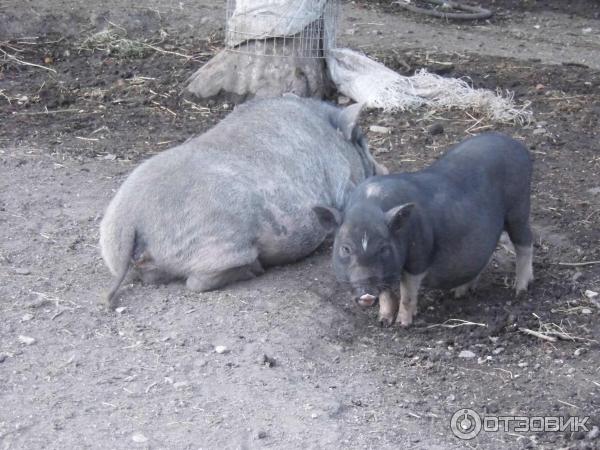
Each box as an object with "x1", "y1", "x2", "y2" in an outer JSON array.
[{"x1": 1, "y1": 1, "x2": 599, "y2": 449}]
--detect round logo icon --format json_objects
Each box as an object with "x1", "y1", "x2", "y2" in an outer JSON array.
[{"x1": 450, "y1": 408, "x2": 482, "y2": 440}]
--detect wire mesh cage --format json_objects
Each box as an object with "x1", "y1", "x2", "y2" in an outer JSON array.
[{"x1": 225, "y1": 0, "x2": 340, "y2": 58}]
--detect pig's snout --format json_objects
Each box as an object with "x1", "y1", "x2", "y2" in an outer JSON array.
[
  {"x1": 357, "y1": 293, "x2": 378, "y2": 307},
  {"x1": 350, "y1": 277, "x2": 384, "y2": 307},
  {"x1": 354, "y1": 291, "x2": 380, "y2": 308}
]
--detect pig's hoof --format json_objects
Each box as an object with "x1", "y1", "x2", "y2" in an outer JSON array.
[
  {"x1": 515, "y1": 288, "x2": 529, "y2": 300},
  {"x1": 396, "y1": 312, "x2": 413, "y2": 327},
  {"x1": 378, "y1": 315, "x2": 395, "y2": 328},
  {"x1": 103, "y1": 292, "x2": 117, "y2": 311},
  {"x1": 514, "y1": 278, "x2": 533, "y2": 297},
  {"x1": 452, "y1": 284, "x2": 469, "y2": 299}
]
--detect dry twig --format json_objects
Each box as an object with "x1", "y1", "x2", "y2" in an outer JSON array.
[
  {"x1": 0, "y1": 46, "x2": 57, "y2": 73},
  {"x1": 427, "y1": 318, "x2": 487, "y2": 329},
  {"x1": 519, "y1": 327, "x2": 557, "y2": 342},
  {"x1": 556, "y1": 260, "x2": 600, "y2": 267}
]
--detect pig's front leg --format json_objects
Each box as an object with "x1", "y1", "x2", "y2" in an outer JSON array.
[
  {"x1": 378, "y1": 290, "x2": 399, "y2": 328},
  {"x1": 397, "y1": 272, "x2": 426, "y2": 327}
]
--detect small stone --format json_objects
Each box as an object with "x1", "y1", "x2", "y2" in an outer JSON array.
[
  {"x1": 257, "y1": 431, "x2": 267, "y2": 439},
  {"x1": 584, "y1": 290, "x2": 598, "y2": 299},
  {"x1": 18, "y1": 335, "x2": 36, "y2": 346},
  {"x1": 574, "y1": 348, "x2": 586, "y2": 357},
  {"x1": 115, "y1": 307, "x2": 127, "y2": 314},
  {"x1": 131, "y1": 432, "x2": 148, "y2": 443},
  {"x1": 337, "y1": 95, "x2": 350, "y2": 105},
  {"x1": 581, "y1": 308, "x2": 592, "y2": 315},
  {"x1": 572, "y1": 430, "x2": 586, "y2": 440},
  {"x1": 222, "y1": 103, "x2": 229, "y2": 109},
  {"x1": 173, "y1": 381, "x2": 189, "y2": 390},
  {"x1": 532, "y1": 128, "x2": 547, "y2": 135},
  {"x1": 262, "y1": 354, "x2": 276, "y2": 368},
  {"x1": 519, "y1": 437, "x2": 532, "y2": 448},
  {"x1": 369, "y1": 125, "x2": 391, "y2": 134},
  {"x1": 535, "y1": 83, "x2": 545, "y2": 91},
  {"x1": 428, "y1": 122, "x2": 444, "y2": 135},
  {"x1": 196, "y1": 359, "x2": 208, "y2": 368},
  {"x1": 215, "y1": 345, "x2": 229, "y2": 354},
  {"x1": 310, "y1": 413, "x2": 318, "y2": 419},
  {"x1": 15, "y1": 268, "x2": 31, "y2": 275},
  {"x1": 486, "y1": 402, "x2": 499, "y2": 414},
  {"x1": 492, "y1": 347, "x2": 505, "y2": 355},
  {"x1": 587, "y1": 426, "x2": 599, "y2": 440},
  {"x1": 458, "y1": 350, "x2": 476, "y2": 359},
  {"x1": 103, "y1": 154, "x2": 117, "y2": 161},
  {"x1": 582, "y1": 27, "x2": 593, "y2": 34},
  {"x1": 21, "y1": 313, "x2": 33, "y2": 322},
  {"x1": 518, "y1": 361, "x2": 528, "y2": 368}
]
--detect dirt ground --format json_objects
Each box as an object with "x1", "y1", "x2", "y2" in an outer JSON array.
[{"x1": 1, "y1": 1, "x2": 600, "y2": 449}]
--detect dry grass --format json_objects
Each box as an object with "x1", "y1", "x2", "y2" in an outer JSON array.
[
  {"x1": 520, "y1": 313, "x2": 598, "y2": 344},
  {"x1": 76, "y1": 25, "x2": 218, "y2": 62}
]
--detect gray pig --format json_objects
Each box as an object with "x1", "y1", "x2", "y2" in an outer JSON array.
[
  {"x1": 100, "y1": 96, "x2": 387, "y2": 309},
  {"x1": 313, "y1": 133, "x2": 534, "y2": 327}
]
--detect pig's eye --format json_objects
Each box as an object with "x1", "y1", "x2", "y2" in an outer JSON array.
[
  {"x1": 380, "y1": 245, "x2": 392, "y2": 256},
  {"x1": 340, "y1": 245, "x2": 352, "y2": 257}
]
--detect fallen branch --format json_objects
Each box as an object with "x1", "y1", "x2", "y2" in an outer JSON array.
[
  {"x1": 393, "y1": 0, "x2": 493, "y2": 21},
  {"x1": 555, "y1": 260, "x2": 600, "y2": 267},
  {"x1": 141, "y1": 43, "x2": 194, "y2": 60},
  {"x1": 518, "y1": 327, "x2": 557, "y2": 342},
  {"x1": 13, "y1": 109, "x2": 85, "y2": 116},
  {"x1": 545, "y1": 330, "x2": 594, "y2": 342}
]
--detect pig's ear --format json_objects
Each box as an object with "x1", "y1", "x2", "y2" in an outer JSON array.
[
  {"x1": 385, "y1": 203, "x2": 415, "y2": 233},
  {"x1": 336, "y1": 103, "x2": 364, "y2": 141},
  {"x1": 313, "y1": 205, "x2": 342, "y2": 232}
]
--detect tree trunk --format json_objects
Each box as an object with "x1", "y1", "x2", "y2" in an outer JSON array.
[{"x1": 185, "y1": 35, "x2": 331, "y2": 101}]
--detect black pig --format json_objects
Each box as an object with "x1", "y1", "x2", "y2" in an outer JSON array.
[{"x1": 314, "y1": 133, "x2": 534, "y2": 327}]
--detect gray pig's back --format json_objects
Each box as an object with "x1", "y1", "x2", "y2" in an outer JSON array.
[{"x1": 109, "y1": 97, "x2": 355, "y2": 268}]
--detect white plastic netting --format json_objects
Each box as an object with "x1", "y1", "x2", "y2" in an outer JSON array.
[{"x1": 327, "y1": 48, "x2": 531, "y2": 123}]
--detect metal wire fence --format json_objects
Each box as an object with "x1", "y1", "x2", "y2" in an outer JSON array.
[{"x1": 225, "y1": 0, "x2": 339, "y2": 58}]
